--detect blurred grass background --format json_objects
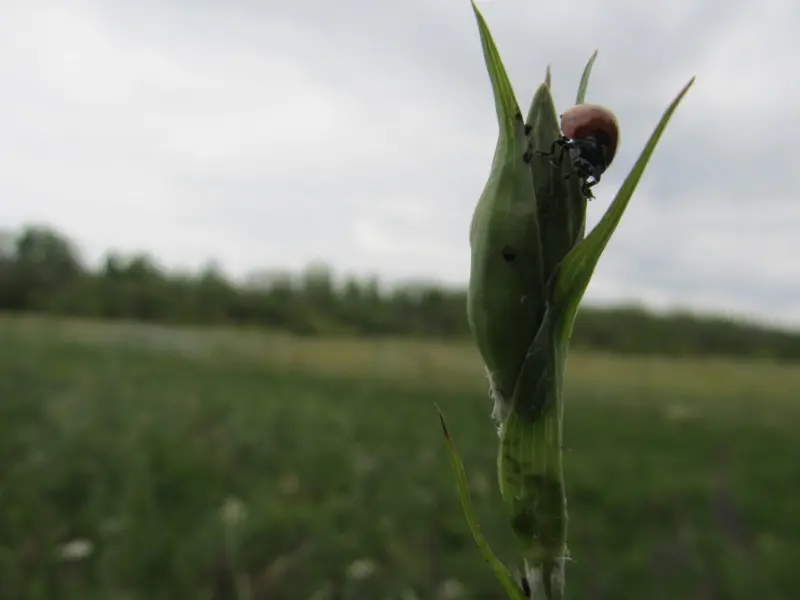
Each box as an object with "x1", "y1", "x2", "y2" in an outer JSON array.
[{"x1": 2, "y1": 315, "x2": 799, "y2": 600}]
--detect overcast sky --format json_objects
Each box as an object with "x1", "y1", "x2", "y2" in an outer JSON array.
[{"x1": 1, "y1": 0, "x2": 799, "y2": 327}]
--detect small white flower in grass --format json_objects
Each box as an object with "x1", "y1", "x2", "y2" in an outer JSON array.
[
  {"x1": 346, "y1": 558, "x2": 376, "y2": 580},
  {"x1": 58, "y1": 539, "x2": 93, "y2": 561}
]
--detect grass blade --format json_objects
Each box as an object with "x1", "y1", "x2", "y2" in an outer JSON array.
[
  {"x1": 575, "y1": 50, "x2": 598, "y2": 104},
  {"x1": 435, "y1": 405, "x2": 527, "y2": 600}
]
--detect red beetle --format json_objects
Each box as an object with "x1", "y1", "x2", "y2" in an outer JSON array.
[{"x1": 539, "y1": 103, "x2": 620, "y2": 199}]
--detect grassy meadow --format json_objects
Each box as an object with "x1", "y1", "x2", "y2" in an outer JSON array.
[{"x1": 1, "y1": 314, "x2": 799, "y2": 599}]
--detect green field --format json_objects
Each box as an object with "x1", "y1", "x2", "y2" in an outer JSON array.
[{"x1": 1, "y1": 315, "x2": 799, "y2": 600}]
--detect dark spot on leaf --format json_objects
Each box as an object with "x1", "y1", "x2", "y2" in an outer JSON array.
[
  {"x1": 521, "y1": 575, "x2": 531, "y2": 598},
  {"x1": 501, "y1": 246, "x2": 517, "y2": 262},
  {"x1": 522, "y1": 151, "x2": 532, "y2": 163},
  {"x1": 503, "y1": 454, "x2": 522, "y2": 474},
  {"x1": 524, "y1": 124, "x2": 532, "y2": 135},
  {"x1": 511, "y1": 507, "x2": 538, "y2": 538},
  {"x1": 515, "y1": 111, "x2": 523, "y2": 122}
]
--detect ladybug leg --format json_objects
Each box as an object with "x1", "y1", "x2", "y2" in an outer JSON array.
[
  {"x1": 563, "y1": 172, "x2": 594, "y2": 201},
  {"x1": 560, "y1": 157, "x2": 600, "y2": 200},
  {"x1": 534, "y1": 139, "x2": 559, "y2": 162},
  {"x1": 562, "y1": 157, "x2": 586, "y2": 181},
  {"x1": 567, "y1": 157, "x2": 593, "y2": 180},
  {"x1": 553, "y1": 138, "x2": 574, "y2": 167},
  {"x1": 582, "y1": 175, "x2": 601, "y2": 200},
  {"x1": 584, "y1": 169, "x2": 602, "y2": 189},
  {"x1": 536, "y1": 137, "x2": 572, "y2": 167}
]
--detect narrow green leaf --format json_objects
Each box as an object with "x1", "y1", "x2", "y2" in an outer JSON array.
[
  {"x1": 470, "y1": 0, "x2": 522, "y2": 139},
  {"x1": 575, "y1": 50, "x2": 598, "y2": 104},
  {"x1": 436, "y1": 405, "x2": 528, "y2": 600},
  {"x1": 555, "y1": 77, "x2": 696, "y2": 326}
]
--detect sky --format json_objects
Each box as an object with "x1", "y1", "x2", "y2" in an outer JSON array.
[{"x1": 1, "y1": 0, "x2": 799, "y2": 327}]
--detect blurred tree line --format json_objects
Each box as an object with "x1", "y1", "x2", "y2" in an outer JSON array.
[{"x1": 2, "y1": 224, "x2": 799, "y2": 361}]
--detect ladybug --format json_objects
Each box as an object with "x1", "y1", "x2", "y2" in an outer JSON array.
[{"x1": 539, "y1": 104, "x2": 620, "y2": 199}]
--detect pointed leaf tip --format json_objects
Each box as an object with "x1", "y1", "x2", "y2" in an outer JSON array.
[
  {"x1": 576, "y1": 50, "x2": 599, "y2": 104},
  {"x1": 470, "y1": 0, "x2": 523, "y2": 139},
  {"x1": 434, "y1": 404, "x2": 450, "y2": 437}
]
